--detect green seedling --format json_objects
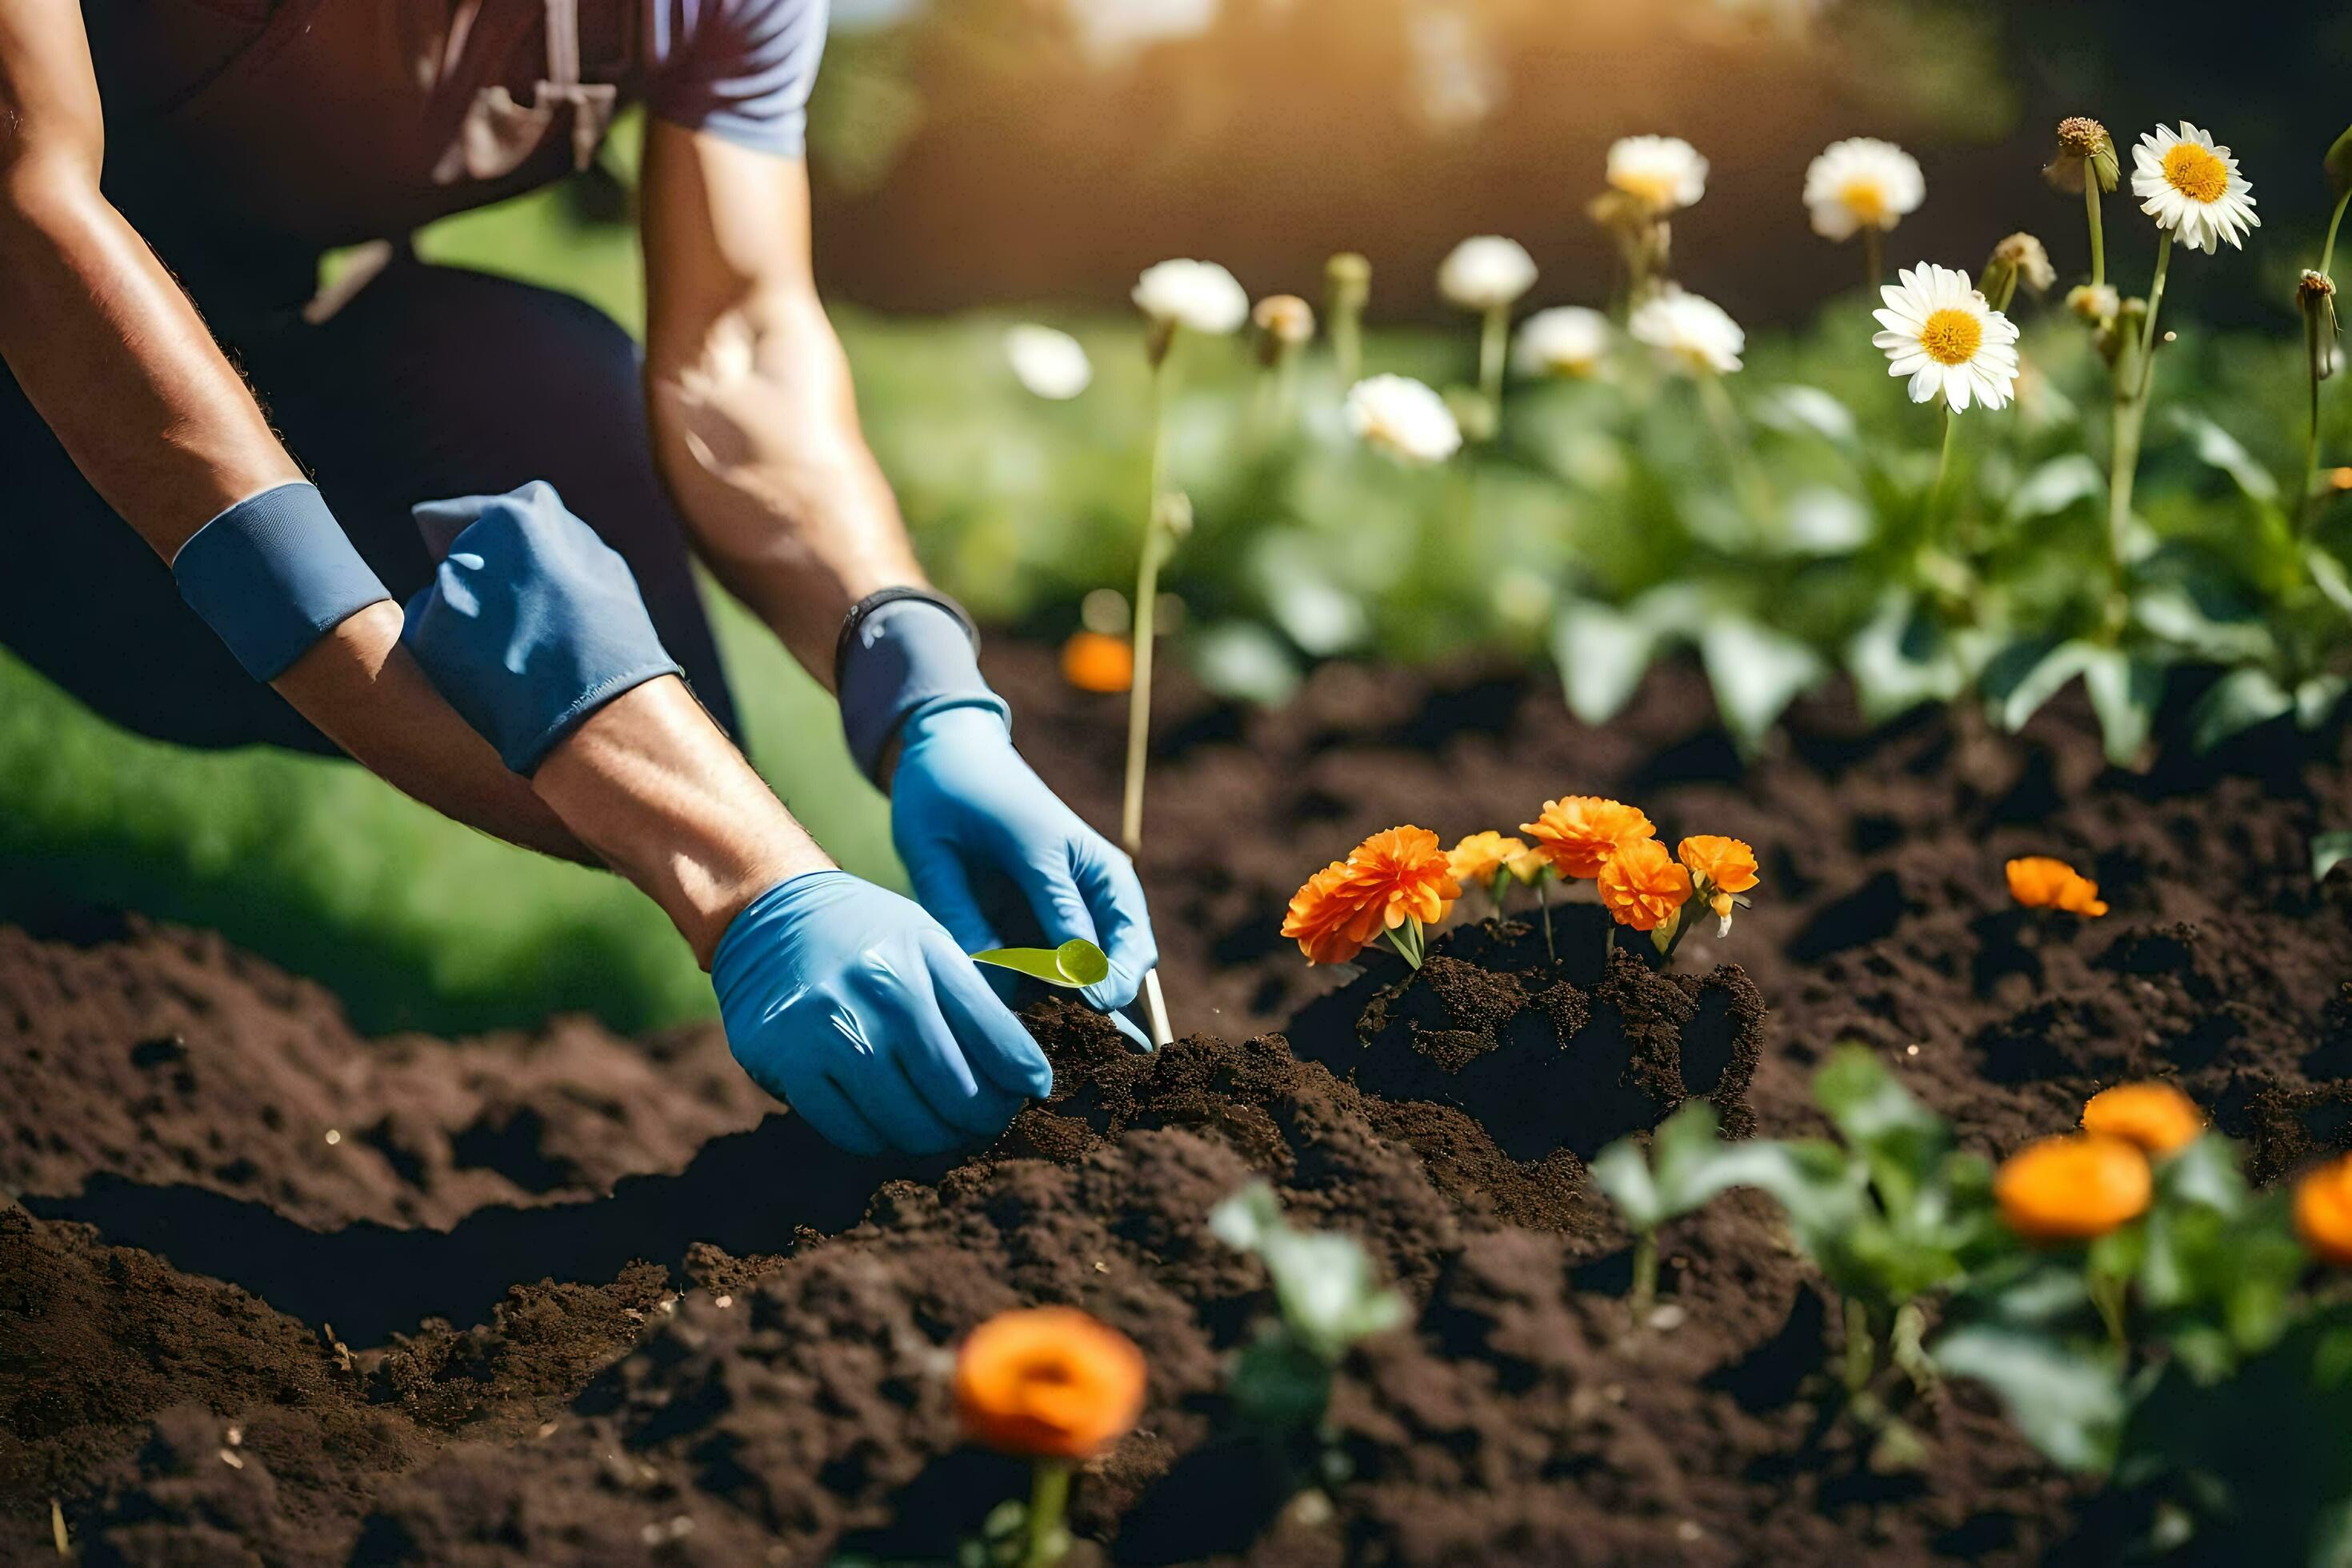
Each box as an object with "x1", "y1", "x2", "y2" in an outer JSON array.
[
  {"x1": 1210, "y1": 1182, "x2": 1408, "y2": 1434},
  {"x1": 1591, "y1": 1100, "x2": 1782, "y2": 1324},
  {"x1": 971, "y1": 938, "x2": 1110, "y2": 990}
]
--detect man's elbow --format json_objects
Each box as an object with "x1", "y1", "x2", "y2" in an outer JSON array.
[{"x1": 0, "y1": 144, "x2": 107, "y2": 258}]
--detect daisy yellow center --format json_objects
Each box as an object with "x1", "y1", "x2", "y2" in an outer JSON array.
[
  {"x1": 2161, "y1": 142, "x2": 2228, "y2": 204},
  {"x1": 1917, "y1": 307, "x2": 1982, "y2": 366},
  {"x1": 1838, "y1": 178, "x2": 1889, "y2": 224},
  {"x1": 1610, "y1": 169, "x2": 1678, "y2": 208}
]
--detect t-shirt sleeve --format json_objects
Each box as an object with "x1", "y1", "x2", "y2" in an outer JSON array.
[{"x1": 643, "y1": 0, "x2": 829, "y2": 158}]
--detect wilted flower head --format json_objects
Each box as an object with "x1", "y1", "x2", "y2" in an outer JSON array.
[
  {"x1": 2302, "y1": 270, "x2": 2339, "y2": 382},
  {"x1": 1002, "y1": 324, "x2": 1094, "y2": 401},
  {"x1": 1802, "y1": 138, "x2": 1925, "y2": 241},
  {"x1": 1628, "y1": 286, "x2": 1744, "y2": 376},
  {"x1": 1132, "y1": 258, "x2": 1251, "y2": 335},
  {"x1": 1606, "y1": 134, "x2": 1710, "y2": 214},
  {"x1": 1438, "y1": 235, "x2": 1538, "y2": 312},
  {"x1": 1344, "y1": 374, "x2": 1463, "y2": 464},
  {"x1": 1597, "y1": 838, "x2": 1693, "y2": 934},
  {"x1": 2080, "y1": 1082, "x2": 2203, "y2": 1158},
  {"x1": 1979, "y1": 233, "x2": 2054, "y2": 310},
  {"x1": 1871, "y1": 264, "x2": 2021, "y2": 413},
  {"x1": 2045, "y1": 116, "x2": 2120, "y2": 194},
  {"x1": 2066, "y1": 282, "x2": 2121, "y2": 325},
  {"x1": 2130, "y1": 122, "x2": 2258, "y2": 254},
  {"x1": 2006, "y1": 855, "x2": 2108, "y2": 917},
  {"x1": 1513, "y1": 306, "x2": 1611, "y2": 379},
  {"x1": 954, "y1": 1307, "x2": 1146, "y2": 1460},
  {"x1": 1995, "y1": 1134, "x2": 2152, "y2": 1242},
  {"x1": 1252, "y1": 294, "x2": 1317, "y2": 357},
  {"x1": 1520, "y1": 796, "x2": 1654, "y2": 879}
]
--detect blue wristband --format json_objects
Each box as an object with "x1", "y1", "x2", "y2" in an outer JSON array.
[
  {"x1": 170, "y1": 482, "x2": 391, "y2": 682},
  {"x1": 836, "y1": 591, "x2": 1010, "y2": 782},
  {"x1": 399, "y1": 481, "x2": 684, "y2": 774}
]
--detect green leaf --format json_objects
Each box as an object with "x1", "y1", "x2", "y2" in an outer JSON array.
[
  {"x1": 971, "y1": 938, "x2": 1110, "y2": 989},
  {"x1": 1995, "y1": 638, "x2": 2100, "y2": 733},
  {"x1": 2005, "y1": 454, "x2": 2106, "y2": 522},
  {"x1": 1700, "y1": 618, "x2": 1824, "y2": 754},
  {"x1": 1189, "y1": 622, "x2": 1302, "y2": 707},
  {"x1": 2306, "y1": 545, "x2": 2352, "y2": 619},
  {"x1": 1815, "y1": 1046, "x2": 1949, "y2": 1210},
  {"x1": 1592, "y1": 1101, "x2": 1747, "y2": 1232},
  {"x1": 2190, "y1": 666, "x2": 2294, "y2": 751},
  {"x1": 1846, "y1": 594, "x2": 1966, "y2": 724},
  {"x1": 2302, "y1": 675, "x2": 2351, "y2": 730},
  {"x1": 1934, "y1": 1324, "x2": 2126, "y2": 1472},
  {"x1": 1750, "y1": 383, "x2": 1858, "y2": 446},
  {"x1": 2328, "y1": 124, "x2": 2352, "y2": 198},
  {"x1": 2174, "y1": 410, "x2": 2282, "y2": 508},
  {"x1": 1552, "y1": 601, "x2": 1663, "y2": 726},
  {"x1": 2316, "y1": 831, "x2": 2352, "y2": 883},
  {"x1": 2081, "y1": 648, "x2": 2165, "y2": 769}
]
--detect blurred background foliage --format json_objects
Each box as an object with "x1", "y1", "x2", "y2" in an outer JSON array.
[{"x1": 3, "y1": 0, "x2": 2346, "y2": 1035}]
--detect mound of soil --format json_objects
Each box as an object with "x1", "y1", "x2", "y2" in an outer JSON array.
[{"x1": 5, "y1": 646, "x2": 2350, "y2": 1562}]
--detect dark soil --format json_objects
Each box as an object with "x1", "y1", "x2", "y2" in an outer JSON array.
[{"x1": 4, "y1": 646, "x2": 2350, "y2": 1564}]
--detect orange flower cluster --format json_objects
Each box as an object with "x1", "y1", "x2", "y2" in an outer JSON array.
[
  {"x1": 2006, "y1": 856, "x2": 2109, "y2": 918},
  {"x1": 2295, "y1": 1154, "x2": 2352, "y2": 1266},
  {"x1": 1521, "y1": 796, "x2": 1655, "y2": 878},
  {"x1": 1679, "y1": 834, "x2": 1760, "y2": 934},
  {"x1": 1596, "y1": 839, "x2": 1691, "y2": 932},
  {"x1": 2080, "y1": 1082, "x2": 2202, "y2": 1157},
  {"x1": 1446, "y1": 830, "x2": 1529, "y2": 887},
  {"x1": 1994, "y1": 1132, "x2": 2153, "y2": 1242},
  {"x1": 954, "y1": 1306, "x2": 1147, "y2": 1460},
  {"x1": 1282, "y1": 826, "x2": 1462, "y2": 966}
]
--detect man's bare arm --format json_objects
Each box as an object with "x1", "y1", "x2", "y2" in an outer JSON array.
[
  {"x1": 0, "y1": 0, "x2": 585, "y2": 859},
  {"x1": 639, "y1": 120, "x2": 924, "y2": 685}
]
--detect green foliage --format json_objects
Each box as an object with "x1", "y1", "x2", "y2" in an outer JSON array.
[
  {"x1": 1210, "y1": 1182, "x2": 1409, "y2": 1434},
  {"x1": 971, "y1": 938, "x2": 1110, "y2": 988}
]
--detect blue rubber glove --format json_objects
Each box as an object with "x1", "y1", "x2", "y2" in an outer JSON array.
[
  {"x1": 890, "y1": 705, "x2": 1158, "y2": 1046},
  {"x1": 713, "y1": 870, "x2": 1054, "y2": 1155}
]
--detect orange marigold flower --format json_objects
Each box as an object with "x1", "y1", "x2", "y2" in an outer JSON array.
[
  {"x1": 1504, "y1": 843, "x2": 1549, "y2": 884},
  {"x1": 2294, "y1": 1154, "x2": 2352, "y2": 1266},
  {"x1": 1282, "y1": 860, "x2": 1383, "y2": 966},
  {"x1": 1061, "y1": 630, "x2": 1134, "y2": 694},
  {"x1": 2081, "y1": 1082, "x2": 2203, "y2": 1158},
  {"x1": 1448, "y1": 830, "x2": 1528, "y2": 886},
  {"x1": 1678, "y1": 834, "x2": 1759, "y2": 895},
  {"x1": 1280, "y1": 826, "x2": 1461, "y2": 965},
  {"x1": 1596, "y1": 838, "x2": 1693, "y2": 933},
  {"x1": 1994, "y1": 1134, "x2": 2151, "y2": 1242},
  {"x1": 954, "y1": 1306, "x2": 1147, "y2": 1461},
  {"x1": 2006, "y1": 856, "x2": 2109, "y2": 918},
  {"x1": 1348, "y1": 826, "x2": 1462, "y2": 930},
  {"x1": 1521, "y1": 796, "x2": 1655, "y2": 880}
]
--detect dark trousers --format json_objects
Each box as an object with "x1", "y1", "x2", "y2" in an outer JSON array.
[{"x1": 0, "y1": 259, "x2": 738, "y2": 754}]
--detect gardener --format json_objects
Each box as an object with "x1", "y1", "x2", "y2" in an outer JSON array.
[{"x1": 0, "y1": 0, "x2": 1157, "y2": 1155}]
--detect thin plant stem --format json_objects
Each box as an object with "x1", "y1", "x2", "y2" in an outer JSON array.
[
  {"x1": 1862, "y1": 228, "x2": 1883, "y2": 292},
  {"x1": 2306, "y1": 310, "x2": 2327, "y2": 540},
  {"x1": 1536, "y1": 878, "x2": 1555, "y2": 962},
  {"x1": 1383, "y1": 919, "x2": 1427, "y2": 970},
  {"x1": 1022, "y1": 1458, "x2": 1073, "y2": 1568},
  {"x1": 1333, "y1": 305, "x2": 1363, "y2": 385},
  {"x1": 1478, "y1": 306, "x2": 1510, "y2": 433},
  {"x1": 2089, "y1": 1268, "x2": 2129, "y2": 1357},
  {"x1": 2084, "y1": 180, "x2": 2106, "y2": 289},
  {"x1": 2323, "y1": 187, "x2": 2352, "y2": 283},
  {"x1": 1930, "y1": 405, "x2": 1960, "y2": 539},
  {"x1": 2133, "y1": 230, "x2": 2175, "y2": 406},
  {"x1": 1697, "y1": 374, "x2": 1774, "y2": 530},
  {"x1": 1630, "y1": 1229, "x2": 1659, "y2": 1322},
  {"x1": 2105, "y1": 232, "x2": 2175, "y2": 614},
  {"x1": 1122, "y1": 351, "x2": 1179, "y2": 1047}
]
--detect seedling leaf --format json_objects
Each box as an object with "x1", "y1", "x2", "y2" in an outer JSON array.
[
  {"x1": 2315, "y1": 831, "x2": 2352, "y2": 884},
  {"x1": 2190, "y1": 667, "x2": 2293, "y2": 751},
  {"x1": 1934, "y1": 1324, "x2": 2125, "y2": 1472},
  {"x1": 1701, "y1": 617, "x2": 1824, "y2": 754},
  {"x1": 972, "y1": 939, "x2": 1111, "y2": 989},
  {"x1": 1553, "y1": 601, "x2": 1662, "y2": 726}
]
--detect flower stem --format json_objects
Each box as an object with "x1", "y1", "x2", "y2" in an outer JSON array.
[
  {"x1": 2083, "y1": 180, "x2": 2106, "y2": 289},
  {"x1": 2133, "y1": 231, "x2": 2174, "y2": 407},
  {"x1": 1930, "y1": 405, "x2": 1958, "y2": 530},
  {"x1": 1123, "y1": 352, "x2": 1179, "y2": 1048},
  {"x1": 1630, "y1": 1229, "x2": 1659, "y2": 1322},
  {"x1": 2323, "y1": 188, "x2": 2352, "y2": 284},
  {"x1": 1022, "y1": 1458, "x2": 1073, "y2": 1568},
  {"x1": 2306, "y1": 310, "x2": 2327, "y2": 541},
  {"x1": 2088, "y1": 1266, "x2": 2129, "y2": 1357},
  {"x1": 1478, "y1": 305, "x2": 1510, "y2": 434},
  {"x1": 1862, "y1": 227, "x2": 1883, "y2": 292},
  {"x1": 1384, "y1": 918, "x2": 1427, "y2": 970},
  {"x1": 1698, "y1": 374, "x2": 1774, "y2": 532},
  {"x1": 1537, "y1": 878, "x2": 1555, "y2": 962},
  {"x1": 2105, "y1": 232, "x2": 2174, "y2": 614}
]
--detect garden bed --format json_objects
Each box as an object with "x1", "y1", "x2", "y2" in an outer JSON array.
[{"x1": 5, "y1": 642, "x2": 2350, "y2": 1563}]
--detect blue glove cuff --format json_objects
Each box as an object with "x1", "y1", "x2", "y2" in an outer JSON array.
[
  {"x1": 837, "y1": 591, "x2": 1010, "y2": 783},
  {"x1": 170, "y1": 482, "x2": 391, "y2": 681},
  {"x1": 399, "y1": 481, "x2": 684, "y2": 774}
]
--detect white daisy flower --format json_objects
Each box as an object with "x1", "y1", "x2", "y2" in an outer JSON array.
[
  {"x1": 1628, "y1": 287, "x2": 1745, "y2": 376},
  {"x1": 1802, "y1": 138, "x2": 1925, "y2": 241},
  {"x1": 1131, "y1": 259, "x2": 1251, "y2": 335},
  {"x1": 1438, "y1": 236, "x2": 1538, "y2": 312},
  {"x1": 2130, "y1": 122, "x2": 2258, "y2": 254},
  {"x1": 1870, "y1": 263, "x2": 2021, "y2": 412},
  {"x1": 1606, "y1": 135, "x2": 1709, "y2": 214},
  {"x1": 1345, "y1": 374, "x2": 1462, "y2": 464},
  {"x1": 1002, "y1": 325, "x2": 1093, "y2": 400},
  {"x1": 1513, "y1": 306, "x2": 1611, "y2": 378}
]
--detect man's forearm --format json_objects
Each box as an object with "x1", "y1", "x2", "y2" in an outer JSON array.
[{"x1": 0, "y1": 171, "x2": 586, "y2": 860}]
